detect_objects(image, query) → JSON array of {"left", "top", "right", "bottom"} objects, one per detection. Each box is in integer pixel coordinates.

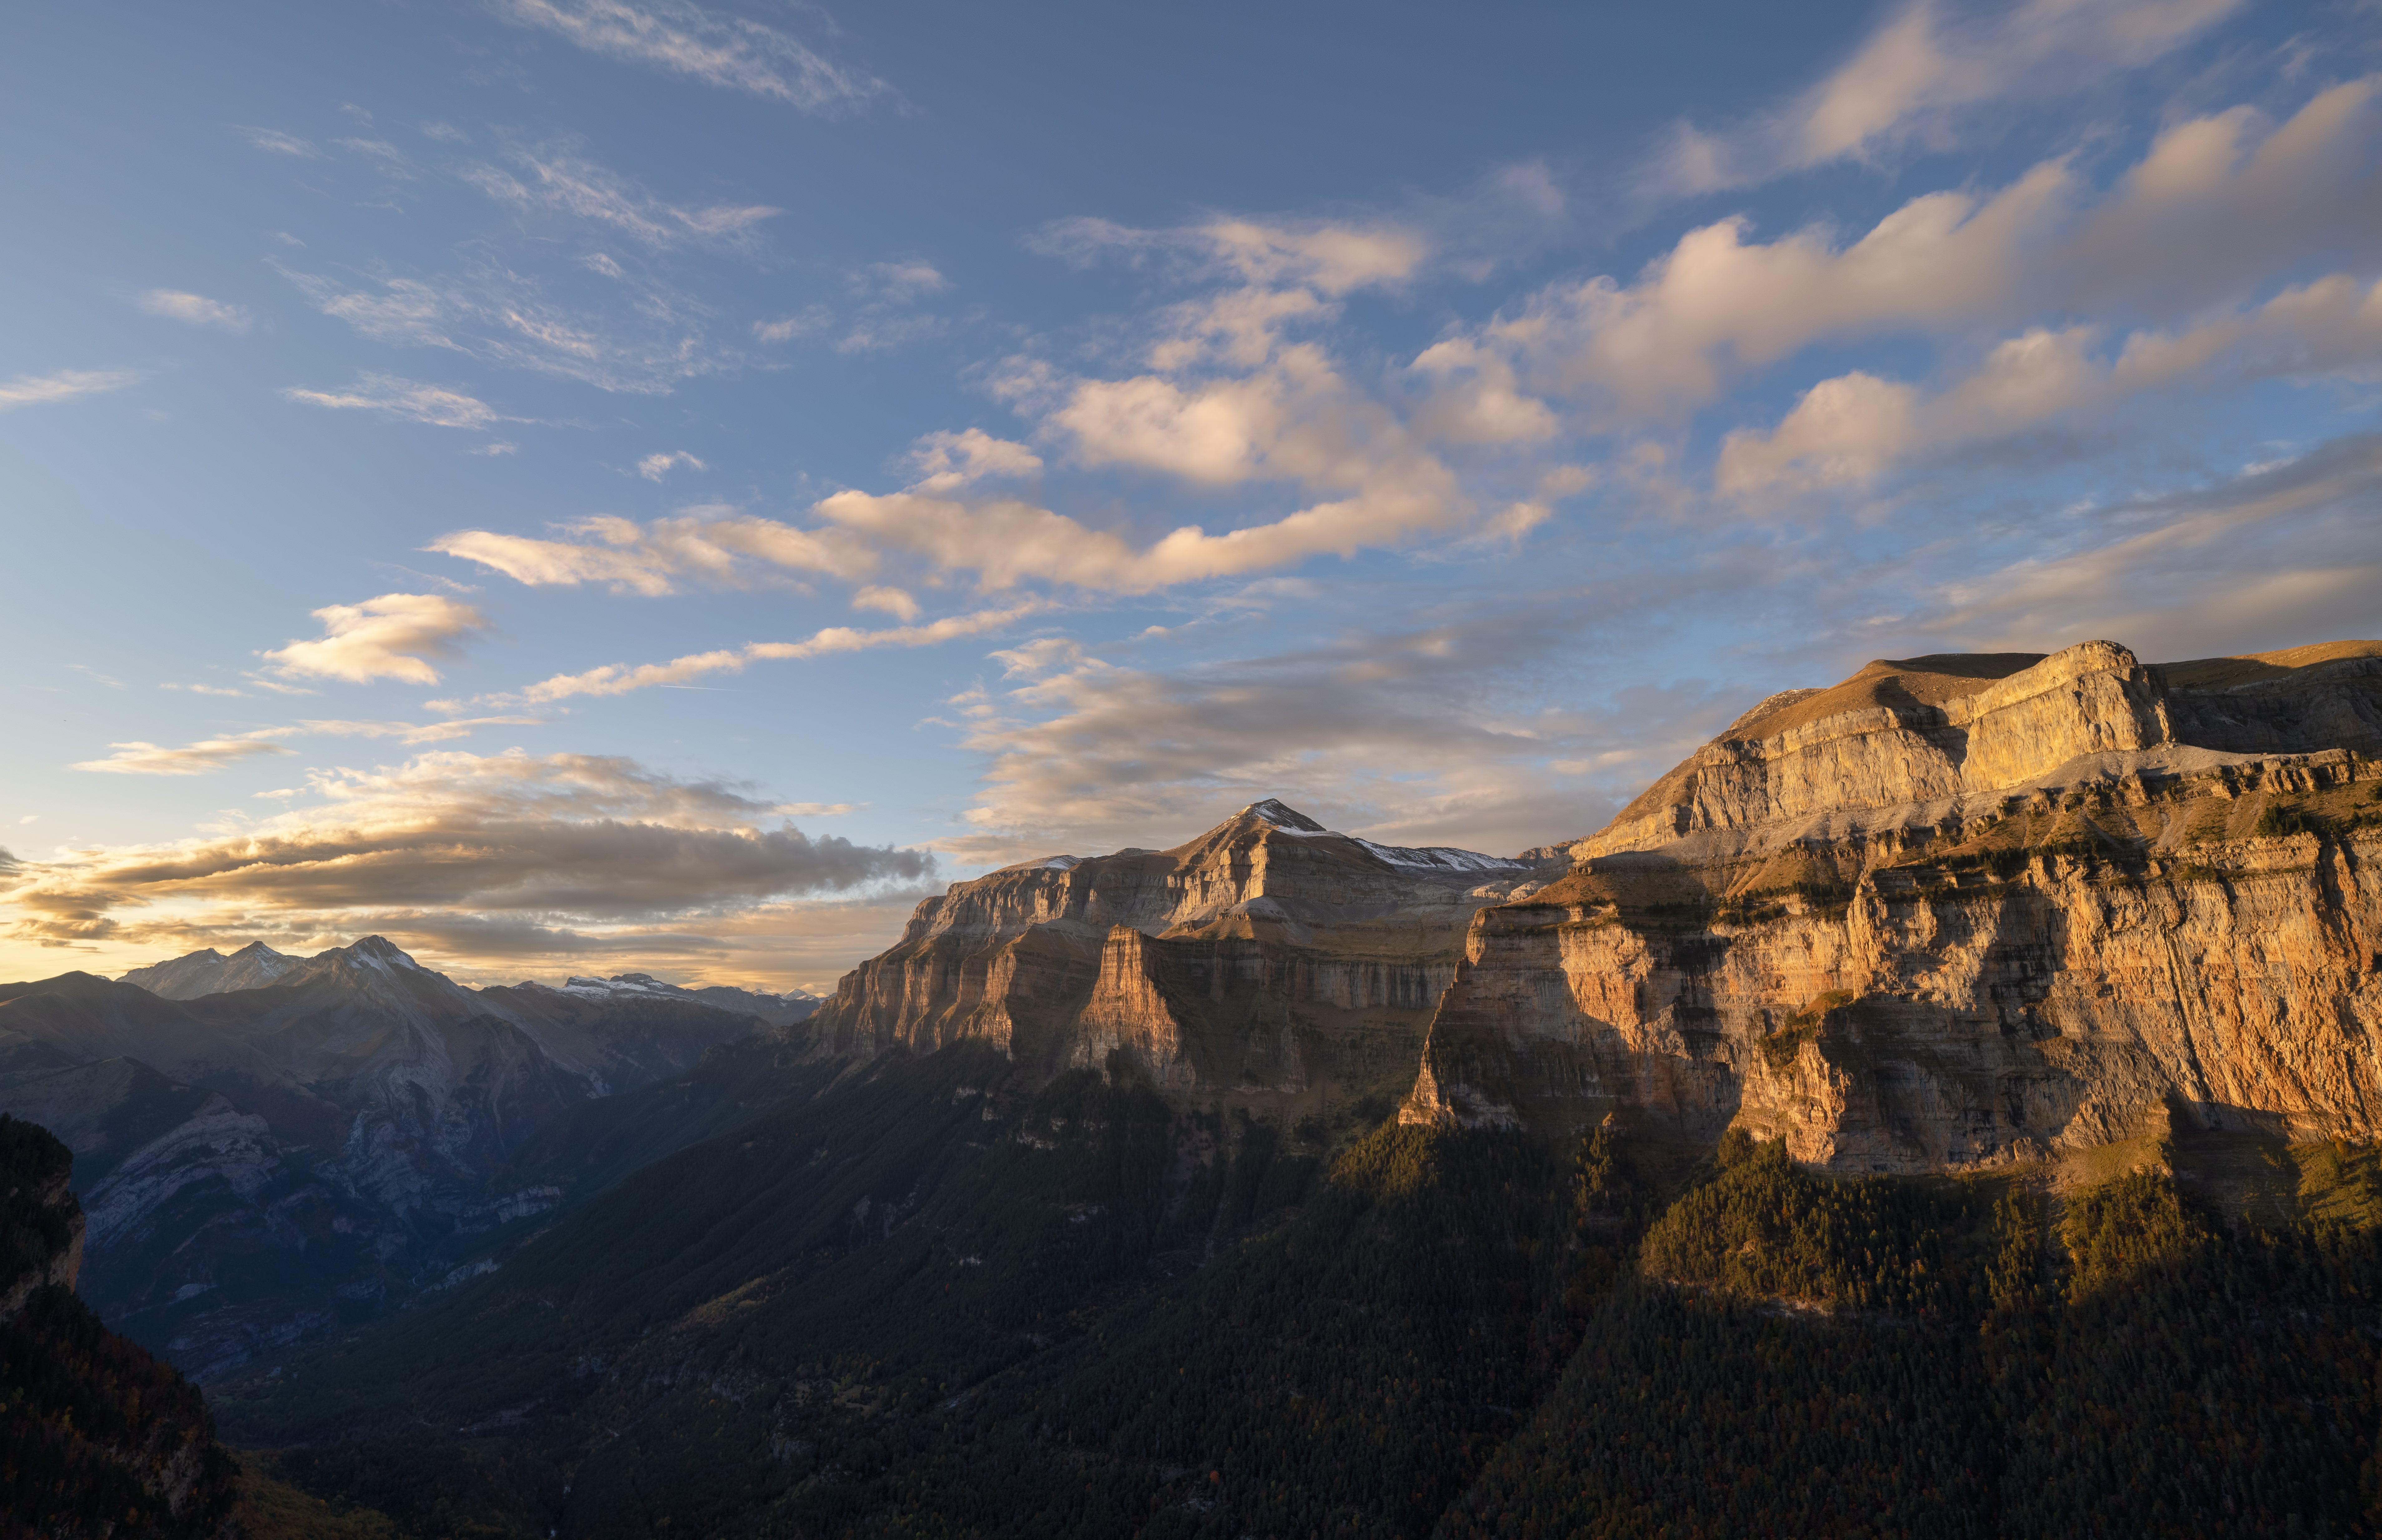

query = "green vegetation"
[{"left": 206, "top": 1063, "right": 2382, "bottom": 1539}]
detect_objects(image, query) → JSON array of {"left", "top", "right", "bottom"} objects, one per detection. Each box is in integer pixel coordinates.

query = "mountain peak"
[
  {"left": 337, "top": 936, "right": 423, "bottom": 970},
  {"left": 1239, "top": 798, "right": 1327, "bottom": 833},
  {"left": 226, "top": 940, "right": 287, "bottom": 961}
]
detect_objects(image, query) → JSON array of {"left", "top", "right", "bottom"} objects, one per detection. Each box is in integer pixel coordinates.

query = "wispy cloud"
[
  {"left": 276, "top": 262, "right": 734, "bottom": 394},
  {"left": 489, "top": 0, "right": 890, "bottom": 112},
  {"left": 636, "top": 449, "right": 706, "bottom": 480},
  {"left": 73, "top": 737, "right": 295, "bottom": 776},
  {"left": 235, "top": 125, "right": 322, "bottom": 158},
  {"left": 463, "top": 145, "right": 781, "bottom": 247},
  {"left": 0, "top": 369, "right": 145, "bottom": 412},
  {"left": 263, "top": 594, "right": 492, "bottom": 685},
  {"left": 281, "top": 374, "right": 516, "bottom": 431},
  {"left": 1654, "top": 0, "right": 2245, "bottom": 197},
  {"left": 136, "top": 290, "right": 253, "bottom": 332},
  {"left": 514, "top": 601, "right": 1049, "bottom": 702}
]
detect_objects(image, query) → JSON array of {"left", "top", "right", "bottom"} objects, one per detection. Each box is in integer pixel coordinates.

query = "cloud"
[
  {"left": 463, "top": 146, "right": 781, "bottom": 247},
  {"left": 466, "top": 441, "right": 520, "bottom": 457},
  {"left": 489, "top": 0, "right": 888, "bottom": 112},
  {"left": 1914, "top": 432, "right": 2382, "bottom": 660},
  {"left": 161, "top": 683, "right": 248, "bottom": 698},
  {"left": 942, "top": 612, "right": 1633, "bottom": 865},
  {"left": 859, "top": 260, "right": 948, "bottom": 301},
  {"left": 136, "top": 290, "right": 253, "bottom": 332},
  {"left": 263, "top": 594, "right": 491, "bottom": 685},
  {"left": 850, "top": 586, "right": 919, "bottom": 622},
  {"left": 5, "top": 748, "right": 937, "bottom": 953},
  {"left": 901, "top": 428, "right": 1042, "bottom": 492},
  {"left": 512, "top": 601, "right": 1048, "bottom": 702},
  {"left": 636, "top": 449, "right": 707, "bottom": 481},
  {"left": 281, "top": 374, "right": 514, "bottom": 430},
  {"left": 1657, "top": 0, "right": 2244, "bottom": 196},
  {"left": 431, "top": 511, "right": 879, "bottom": 594},
  {"left": 1468, "top": 78, "right": 2382, "bottom": 433},
  {"left": 753, "top": 309, "right": 830, "bottom": 343},
  {"left": 72, "top": 737, "right": 296, "bottom": 776},
  {"left": 1033, "top": 215, "right": 1428, "bottom": 296},
  {"left": 235, "top": 126, "right": 322, "bottom": 158},
  {"left": 276, "top": 262, "right": 733, "bottom": 395},
  {"left": 0, "top": 369, "right": 145, "bottom": 412},
  {"left": 1720, "top": 272, "right": 2382, "bottom": 491}
]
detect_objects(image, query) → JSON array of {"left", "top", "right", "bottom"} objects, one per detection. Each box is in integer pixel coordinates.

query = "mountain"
[
  {"left": 513, "top": 970, "right": 821, "bottom": 1027},
  {"left": 1, "top": 1114, "right": 240, "bottom": 1538},
  {"left": 117, "top": 940, "right": 295, "bottom": 1000},
  {"left": 0, "top": 938, "right": 774, "bottom": 1379},
  {"left": 71, "top": 637, "right": 2382, "bottom": 1536},
  {"left": 1404, "top": 638, "right": 2382, "bottom": 1170},
  {"left": 811, "top": 796, "right": 1546, "bottom": 1110}
]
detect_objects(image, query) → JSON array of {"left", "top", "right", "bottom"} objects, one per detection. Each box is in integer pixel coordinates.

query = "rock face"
[
  {"left": 811, "top": 799, "right": 1546, "bottom": 1107},
  {"left": 1577, "top": 640, "right": 2382, "bottom": 859},
  {"left": 0, "top": 1115, "right": 240, "bottom": 1539},
  {"left": 1405, "top": 638, "right": 2382, "bottom": 1173}
]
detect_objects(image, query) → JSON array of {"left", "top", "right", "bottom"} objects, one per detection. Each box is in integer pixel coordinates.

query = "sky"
[{"left": 3, "top": 0, "right": 2378, "bottom": 993}]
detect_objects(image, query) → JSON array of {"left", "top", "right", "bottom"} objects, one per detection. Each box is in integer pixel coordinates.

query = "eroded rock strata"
[
  {"left": 1404, "top": 639, "right": 2382, "bottom": 1171},
  {"left": 809, "top": 799, "right": 1546, "bottom": 1105}
]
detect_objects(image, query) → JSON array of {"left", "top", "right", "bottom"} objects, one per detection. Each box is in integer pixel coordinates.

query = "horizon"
[{"left": 7, "top": 0, "right": 2380, "bottom": 992}]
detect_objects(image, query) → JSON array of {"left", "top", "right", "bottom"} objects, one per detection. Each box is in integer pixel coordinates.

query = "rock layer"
[
  {"left": 1404, "top": 637, "right": 2382, "bottom": 1173},
  {"left": 810, "top": 800, "right": 1544, "bottom": 1108}
]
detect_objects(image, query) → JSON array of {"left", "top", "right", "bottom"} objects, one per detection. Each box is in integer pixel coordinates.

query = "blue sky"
[{"left": 4, "top": 0, "right": 2377, "bottom": 990}]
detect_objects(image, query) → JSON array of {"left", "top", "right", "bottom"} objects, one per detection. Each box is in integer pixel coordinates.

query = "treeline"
[{"left": 216, "top": 1068, "right": 2382, "bottom": 1539}]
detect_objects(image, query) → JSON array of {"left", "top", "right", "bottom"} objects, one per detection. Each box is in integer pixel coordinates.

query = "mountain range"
[
  {"left": 0, "top": 941, "right": 813, "bottom": 1381},
  {"left": 9, "top": 634, "right": 2382, "bottom": 1537}
]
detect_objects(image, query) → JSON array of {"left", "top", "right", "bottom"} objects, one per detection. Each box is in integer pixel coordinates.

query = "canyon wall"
[{"left": 1406, "top": 638, "right": 2382, "bottom": 1171}]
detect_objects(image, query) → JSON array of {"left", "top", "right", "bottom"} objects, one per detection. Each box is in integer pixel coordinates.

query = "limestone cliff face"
[
  {"left": 1581, "top": 640, "right": 2382, "bottom": 859},
  {"left": 811, "top": 801, "right": 1544, "bottom": 1106},
  {"left": 1404, "top": 638, "right": 2382, "bottom": 1172}
]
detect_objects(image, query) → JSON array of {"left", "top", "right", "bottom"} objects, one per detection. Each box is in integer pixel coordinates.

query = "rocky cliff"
[
  {"left": 0, "top": 1114, "right": 240, "bottom": 1539},
  {"left": 810, "top": 798, "right": 1546, "bottom": 1111},
  {"left": 1404, "top": 638, "right": 2382, "bottom": 1173}
]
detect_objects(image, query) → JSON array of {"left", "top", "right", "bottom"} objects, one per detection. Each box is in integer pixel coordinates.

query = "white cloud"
[
  {"left": 276, "top": 262, "right": 732, "bottom": 395},
  {"left": 0, "top": 369, "right": 145, "bottom": 412},
  {"left": 432, "top": 512, "right": 879, "bottom": 594},
  {"left": 850, "top": 585, "right": 919, "bottom": 622},
  {"left": 136, "top": 290, "right": 253, "bottom": 332},
  {"left": 463, "top": 146, "right": 781, "bottom": 247},
  {"left": 902, "top": 428, "right": 1042, "bottom": 492},
  {"left": 1658, "top": 0, "right": 2244, "bottom": 195},
  {"left": 1472, "top": 78, "right": 2382, "bottom": 432},
  {"left": 1721, "top": 273, "right": 2382, "bottom": 491},
  {"left": 753, "top": 309, "right": 830, "bottom": 343},
  {"left": 1033, "top": 215, "right": 1428, "bottom": 296},
  {"left": 858, "top": 260, "right": 948, "bottom": 301},
  {"left": 489, "top": 0, "right": 889, "bottom": 112},
  {"left": 281, "top": 374, "right": 514, "bottom": 430},
  {"left": 72, "top": 737, "right": 295, "bottom": 776},
  {"left": 466, "top": 441, "right": 520, "bottom": 457},
  {"left": 512, "top": 601, "right": 1048, "bottom": 702},
  {"left": 262, "top": 594, "right": 491, "bottom": 685},
  {"left": 636, "top": 449, "right": 707, "bottom": 481},
  {"left": 235, "top": 125, "right": 322, "bottom": 158}
]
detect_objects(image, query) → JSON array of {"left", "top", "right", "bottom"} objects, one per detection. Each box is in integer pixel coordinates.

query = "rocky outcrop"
[
  {"left": 1579, "top": 639, "right": 2382, "bottom": 859},
  {"left": 1404, "top": 637, "right": 2382, "bottom": 1174},
  {"left": 0, "top": 1115, "right": 241, "bottom": 1539},
  {"left": 812, "top": 800, "right": 1546, "bottom": 1108}
]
